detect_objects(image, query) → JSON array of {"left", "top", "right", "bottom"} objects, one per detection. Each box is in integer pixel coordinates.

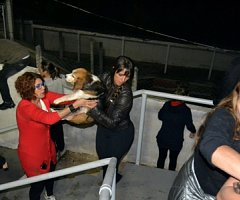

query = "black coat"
[
  {"left": 88, "top": 72, "right": 133, "bottom": 130},
  {"left": 156, "top": 101, "right": 196, "bottom": 151}
]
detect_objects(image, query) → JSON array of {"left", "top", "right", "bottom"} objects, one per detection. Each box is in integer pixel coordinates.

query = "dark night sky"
[{"left": 12, "top": 0, "right": 240, "bottom": 51}]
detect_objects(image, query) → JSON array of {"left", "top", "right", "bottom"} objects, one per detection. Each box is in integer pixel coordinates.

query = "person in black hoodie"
[{"left": 156, "top": 85, "right": 196, "bottom": 171}]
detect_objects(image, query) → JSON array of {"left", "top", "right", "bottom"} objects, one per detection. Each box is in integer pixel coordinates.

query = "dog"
[{"left": 53, "top": 68, "right": 104, "bottom": 125}]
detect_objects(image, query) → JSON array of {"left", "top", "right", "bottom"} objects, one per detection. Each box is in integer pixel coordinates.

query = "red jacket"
[{"left": 16, "top": 91, "right": 65, "bottom": 177}]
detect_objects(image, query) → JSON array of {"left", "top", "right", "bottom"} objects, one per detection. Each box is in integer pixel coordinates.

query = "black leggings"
[
  {"left": 50, "top": 120, "right": 65, "bottom": 152},
  {"left": 96, "top": 122, "right": 134, "bottom": 177},
  {"left": 0, "top": 155, "right": 6, "bottom": 168},
  {"left": 29, "top": 161, "right": 56, "bottom": 200},
  {"left": 157, "top": 147, "right": 181, "bottom": 171},
  {"left": 0, "top": 56, "right": 30, "bottom": 102}
]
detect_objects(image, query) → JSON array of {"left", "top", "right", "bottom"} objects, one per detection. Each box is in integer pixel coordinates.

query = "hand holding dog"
[{"left": 72, "top": 99, "right": 98, "bottom": 109}]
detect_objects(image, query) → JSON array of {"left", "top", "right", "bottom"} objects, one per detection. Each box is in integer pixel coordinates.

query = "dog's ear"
[{"left": 73, "top": 77, "right": 85, "bottom": 90}]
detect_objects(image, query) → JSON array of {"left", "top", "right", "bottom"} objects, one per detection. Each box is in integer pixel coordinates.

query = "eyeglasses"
[{"left": 35, "top": 82, "right": 45, "bottom": 90}]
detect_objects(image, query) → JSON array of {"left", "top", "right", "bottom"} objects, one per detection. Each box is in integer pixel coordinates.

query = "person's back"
[
  {"left": 157, "top": 100, "right": 195, "bottom": 149},
  {"left": 156, "top": 84, "right": 196, "bottom": 170}
]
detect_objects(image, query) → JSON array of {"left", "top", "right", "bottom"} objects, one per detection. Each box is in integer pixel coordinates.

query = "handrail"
[
  {"left": 0, "top": 157, "right": 117, "bottom": 200},
  {"left": 133, "top": 89, "right": 213, "bottom": 106},
  {"left": 0, "top": 157, "right": 113, "bottom": 191},
  {"left": 132, "top": 89, "right": 213, "bottom": 165},
  {"left": 99, "top": 157, "right": 117, "bottom": 200}
]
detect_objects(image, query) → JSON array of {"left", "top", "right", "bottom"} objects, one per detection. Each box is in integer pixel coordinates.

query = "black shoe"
[{"left": 0, "top": 101, "right": 15, "bottom": 110}]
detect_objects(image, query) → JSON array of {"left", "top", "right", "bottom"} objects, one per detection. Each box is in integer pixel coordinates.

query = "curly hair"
[
  {"left": 194, "top": 81, "right": 240, "bottom": 148},
  {"left": 15, "top": 72, "right": 46, "bottom": 100}
]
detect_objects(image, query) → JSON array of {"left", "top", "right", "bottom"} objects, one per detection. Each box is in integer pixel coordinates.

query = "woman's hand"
[{"left": 73, "top": 99, "right": 98, "bottom": 109}]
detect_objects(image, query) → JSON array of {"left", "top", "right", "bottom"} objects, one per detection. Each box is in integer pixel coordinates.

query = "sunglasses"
[{"left": 35, "top": 82, "right": 45, "bottom": 90}]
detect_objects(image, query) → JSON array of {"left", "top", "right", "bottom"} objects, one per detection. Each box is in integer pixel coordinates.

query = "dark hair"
[
  {"left": 15, "top": 72, "right": 47, "bottom": 100},
  {"left": 40, "top": 61, "right": 60, "bottom": 79},
  {"left": 194, "top": 81, "right": 240, "bottom": 148},
  {"left": 174, "top": 82, "right": 189, "bottom": 96},
  {"left": 111, "top": 56, "right": 135, "bottom": 84}
]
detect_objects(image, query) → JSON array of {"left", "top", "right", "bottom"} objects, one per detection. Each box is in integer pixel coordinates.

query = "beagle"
[{"left": 53, "top": 68, "right": 104, "bottom": 125}]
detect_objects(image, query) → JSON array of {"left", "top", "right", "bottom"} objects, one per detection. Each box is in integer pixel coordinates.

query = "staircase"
[{"left": 0, "top": 147, "right": 177, "bottom": 200}]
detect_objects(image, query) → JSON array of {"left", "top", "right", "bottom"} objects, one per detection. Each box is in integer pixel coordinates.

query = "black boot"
[{"left": 0, "top": 101, "right": 15, "bottom": 110}]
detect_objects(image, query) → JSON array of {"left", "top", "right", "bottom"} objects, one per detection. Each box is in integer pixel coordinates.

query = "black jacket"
[
  {"left": 88, "top": 73, "right": 133, "bottom": 130},
  {"left": 156, "top": 101, "right": 196, "bottom": 151}
]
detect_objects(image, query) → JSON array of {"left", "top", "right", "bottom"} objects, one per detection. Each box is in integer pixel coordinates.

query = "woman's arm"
[
  {"left": 212, "top": 145, "right": 240, "bottom": 181},
  {"left": 217, "top": 177, "right": 240, "bottom": 200},
  {"left": 57, "top": 99, "right": 97, "bottom": 119}
]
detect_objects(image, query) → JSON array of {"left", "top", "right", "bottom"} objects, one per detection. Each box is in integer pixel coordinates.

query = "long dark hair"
[
  {"left": 194, "top": 82, "right": 240, "bottom": 148},
  {"left": 40, "top": 61, "right": 60, "bottom": 79},
  {"left": 111, "top": 56, "right": 135, "bottom": 84}
]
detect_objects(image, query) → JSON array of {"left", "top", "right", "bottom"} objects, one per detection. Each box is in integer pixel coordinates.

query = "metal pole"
[
  {"left": 164, "top": 44, "right": 170, "bottom": 74},
  {"left": 99, "top": 42, "right": 103, "bottom": 74},
  {"left": 135, "top": 93, "right": 147, "bottom": 165},
  {"left": 1, "top": 4, "right": 7, "bottom": 39},
  {"left": 121, "top": 37, "right": 125, "bottom": 56},
  {"left": 59, "top": 32, "right": 64, "bottom": 59},
  {"left": 77, "top": 32, "right": 81, "bottom": 62},
  {"left": 90, "top": 39, "right": 94, "bottom": 73},
  {"left": 35, "top": 45, "right": 42, "bottom": 69},
  {"left": 5, "top": 0, "right": 14, "bottom": 40},
  {"left": 132, "top": 66, "right": 138, "bottom": 91},
  {"left": 208, "top": 49, "right": 216, "bottom": 80},
  {"left": 99, "top": 157, "right": 117, "bottom": 200},
  {"left": 0, "top": 158, "right": 112, "bottom": 191}
]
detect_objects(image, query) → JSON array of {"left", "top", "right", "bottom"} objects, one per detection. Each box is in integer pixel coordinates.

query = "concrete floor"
[{"left": 0, "top": 147, "right": 177, "bottom": 200}]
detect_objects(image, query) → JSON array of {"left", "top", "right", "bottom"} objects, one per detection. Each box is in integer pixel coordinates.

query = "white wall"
[{"left": 37, "top": 27, "right": 239, "bottom": 72}]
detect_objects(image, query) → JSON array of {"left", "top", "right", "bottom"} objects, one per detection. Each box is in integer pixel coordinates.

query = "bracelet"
[{"left": 68, "top": 104, "right": 78, "bottom": 113}]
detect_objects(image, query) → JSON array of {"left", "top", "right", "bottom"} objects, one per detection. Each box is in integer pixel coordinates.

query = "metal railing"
[
  {"left": 0, "top": 90, "right": 214, "bottom": 199},
  {"left": 0, "top": 157, "right": 117, "bottom": 200},
  {"left": 132, "top": 89, "right": 213, "bottom": 165}
]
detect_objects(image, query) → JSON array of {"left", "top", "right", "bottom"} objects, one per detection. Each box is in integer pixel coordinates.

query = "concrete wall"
[
  {"left": 0, "top": 65, "right": 211, "bottom": 171},
  {"left": 39, "top": 28, "right": 236, "bottom": 71},
  {"left": 62, "top": 96, "right": 210, "bottom": 171},
  {"left": 14, "top": 21, "right": 240, "bottom": 73}
]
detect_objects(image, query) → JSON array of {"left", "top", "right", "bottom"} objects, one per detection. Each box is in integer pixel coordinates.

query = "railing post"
[
  {"left": 208, "top": 49, "right": 216, "bottom": 80},
  {"left": 99, "top": 42, "right": 103, "bottom": 74},
  {"left": 121, "top": 36, "right": 125, "bottom": 56},
  {"left": 90, "top": 39, "right": 94, "bottom": 73},
  {"left": 164, "top": 44, "right": 170, "bottom": 74},
  {"left": 77, "top": 32, "right": 81, "bottom": 63},
  {"left": 135, "top": 92, "right": 147, "bottom": 165},
  {"left": 35, "top": 45, "right": 42, "bottom": 69},
  {"left": 59, "top": 32, "right": 64, "bottom": 59},
  {"left": 5, "top": 0, "right": 14, "bottom": 40},
  {"left": 1, "top": 4, "right": 7, "bottom": 39}
]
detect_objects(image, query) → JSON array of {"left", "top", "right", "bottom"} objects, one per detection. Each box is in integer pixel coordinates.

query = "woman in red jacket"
[{"left": 15, "top": 72, "right": 97, "bottom": 200}]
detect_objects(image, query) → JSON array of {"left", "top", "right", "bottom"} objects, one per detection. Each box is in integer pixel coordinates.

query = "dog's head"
[{"left": 66, "top": 68, "right": 104, "bottom": 96}]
